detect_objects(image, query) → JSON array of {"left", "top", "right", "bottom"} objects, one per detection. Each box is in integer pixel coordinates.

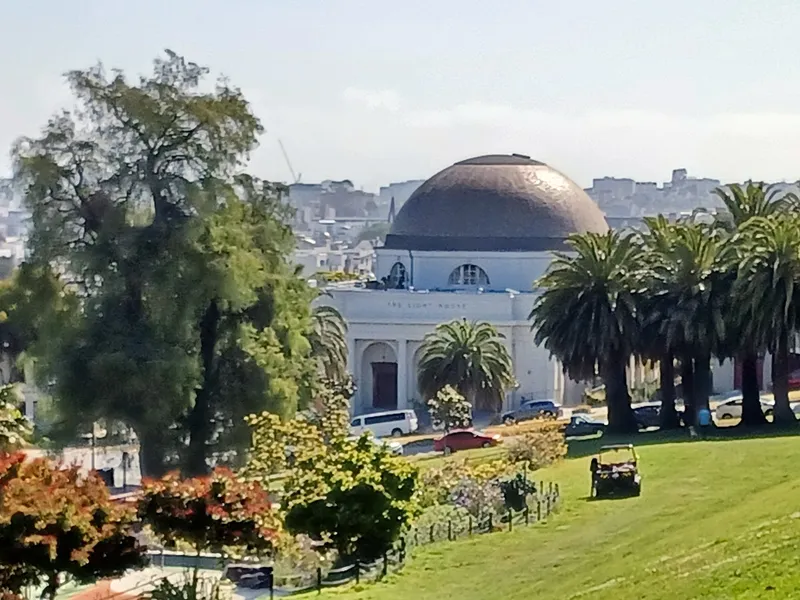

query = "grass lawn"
[{"left": 321, "top": 428, "right": 800, "bottom": 600}]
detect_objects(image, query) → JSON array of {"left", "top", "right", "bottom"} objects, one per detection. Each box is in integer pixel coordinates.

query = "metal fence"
[{"left": 145, "top": 482, "right": 561, "bottom": 597}]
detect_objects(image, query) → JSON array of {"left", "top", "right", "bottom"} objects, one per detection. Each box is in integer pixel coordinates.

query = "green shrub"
[{"left": 506, "top": 420, "right": 567, "bottom": 469}]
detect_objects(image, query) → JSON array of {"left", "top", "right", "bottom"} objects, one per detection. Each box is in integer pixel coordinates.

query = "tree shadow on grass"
[{"left": 567, "top": 424, "right": 800, "bottom": 460}]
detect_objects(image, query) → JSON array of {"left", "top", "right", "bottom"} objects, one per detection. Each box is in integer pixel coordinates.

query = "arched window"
[
  {"left": 388, "top": 262, "right": 407, "bottom": 288},
  {"left": 448, "top": 264, "right": 490, "bottom": 287}
]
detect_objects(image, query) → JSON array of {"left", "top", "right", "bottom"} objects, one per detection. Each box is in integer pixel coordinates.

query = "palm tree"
[
  {"left": 647, "top": 223, "right": 728, "bottom": 424},
  {"left": 309, "top": 305, "right": 349, "bottom": 383},
  {"left": 417, "top": 319, "right": 515, "bottom": 413},
  {"left": 639, "top": 216, "right": 681, "bottom": 429},
  {"left": 529, "top": 231, "right": 641, "bottom": 434},
  {"left": 736, "top": 215, "right": 800, "bottom": 425},
  {"left": 714, "top": 182, "right": 794, "bottom": 426}
]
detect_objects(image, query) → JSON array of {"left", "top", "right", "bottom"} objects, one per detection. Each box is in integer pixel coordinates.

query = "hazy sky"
[{"left": 3, "top": 0, "right": 800, "bottom": 190}]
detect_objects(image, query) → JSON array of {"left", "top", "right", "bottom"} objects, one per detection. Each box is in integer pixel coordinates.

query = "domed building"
[{"left": 321, "top": 154, "right": 610, "bottom": 415}]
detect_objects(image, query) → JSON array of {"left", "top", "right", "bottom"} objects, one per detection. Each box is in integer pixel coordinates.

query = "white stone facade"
[{"left": 319, "top": 244, "right": 571, "bottom": 416}]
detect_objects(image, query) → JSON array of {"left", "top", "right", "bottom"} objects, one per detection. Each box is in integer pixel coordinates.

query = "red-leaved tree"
[
  {"left": 139, "top": 467, "right": 278, "bottom": 591},
  {"left": 0, "top": 453, "right": 146, "bottom": 599}
]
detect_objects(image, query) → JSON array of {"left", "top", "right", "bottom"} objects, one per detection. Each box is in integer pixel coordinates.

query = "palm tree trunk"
[
  {"left": 602, "top": 354, "right": 636, "bottom": 434},
  {"left": 740, "top": 353, "right": 767, "bottom": 426},
  {"left": 772, "top": 333, "right": 795, "bottom": 425},
  {"left": 693, "top": 352, "right": 712, "bottom": 416},
  {"left": 658, "top": 352, "right": 679, "bottom": 429},
  {"left": 680, "top": 357, "right": 695, "bottom": 427}
]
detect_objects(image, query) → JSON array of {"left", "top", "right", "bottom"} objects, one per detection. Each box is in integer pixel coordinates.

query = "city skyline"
[{"left": 5, "top": 1, "right": 800, "bottom": 190}]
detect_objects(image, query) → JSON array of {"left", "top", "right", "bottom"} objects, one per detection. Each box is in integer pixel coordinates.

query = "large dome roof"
[{"left": 384, "top": 154, "right": 608, "bottom": 252}]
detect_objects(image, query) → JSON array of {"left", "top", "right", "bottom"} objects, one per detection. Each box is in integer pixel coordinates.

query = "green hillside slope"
[{"left": 328, "top": 434, "right": 800, "bottom": 600}]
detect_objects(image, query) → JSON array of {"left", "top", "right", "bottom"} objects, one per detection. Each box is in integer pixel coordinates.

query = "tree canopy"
[{"left": 11, "top": 51, "right": 327, "bottom": 476}]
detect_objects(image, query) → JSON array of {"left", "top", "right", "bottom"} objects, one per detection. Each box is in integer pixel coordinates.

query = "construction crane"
[{"left": 278, "top": 139, "right": 301, "bottom": 184}]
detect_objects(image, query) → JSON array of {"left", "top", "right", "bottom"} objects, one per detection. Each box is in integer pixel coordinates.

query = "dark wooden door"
[{"left": 372, "top": 362, "right": 398, "bottom": 409}]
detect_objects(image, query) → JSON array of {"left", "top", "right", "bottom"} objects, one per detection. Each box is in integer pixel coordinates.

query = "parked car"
[
  {"left": 433, "top": 429, "right": 502, "bottom": 454},
  {"left": 501, "top": 400, "right": 562, "bottom": 425},
  {"left": 714, "top": 396, "right": 774, "bottom": 420},
  {"left": 348, "top": 434, "right": 404, "bottom": 456},
  {"left": 633, "top": 403, "right": 661, "bottom": 429},
  {"left": 789, "top": 369, "right": 800, "bottom": 391},
  {"left": 565, "top": 415, "right": 605, "bottom": 437},
  {"left": 349, "top": 409, "right": 419, "bottom": 438}
]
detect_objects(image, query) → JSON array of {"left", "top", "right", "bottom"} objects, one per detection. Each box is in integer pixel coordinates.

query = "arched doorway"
[{"left": 361, "top": 342, "right": 398, "bottom": 410}]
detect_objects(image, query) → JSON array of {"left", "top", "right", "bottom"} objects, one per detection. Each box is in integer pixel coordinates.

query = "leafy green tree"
[
  {"left": 0, "top": 454, "right": 146, "bottom": 600},
  {"left": 417, "top": 319, "right": 515, "bottom": 413},
  {"left": 12, "top": 52, "right": 318, "bottom": 476},
  {"left": 714, "top": 182, "right": 794, "bottom": 426},
  {"left": 356, "top": 222, "right": 390, "bottom": 244},
  {"left": 736, "top": 215, "right": 800, "bottom": 425},
  {"left": 530, "top": 231, "right": 641, "bottom": 434},
  {"left": 426, "top": 385, "right": 472, "bottom": 432},
  {"left": 0, "top": 265, "right": 78, "bottom": 386},
  {"left": 307, "top": 376, "right": 355, "bottom": 444},
  {"left": 283, "top": 435, "right": 418, "bottom": 563},
  {"left": 0, "top": 386, "right": 30, "bottom": 451}
]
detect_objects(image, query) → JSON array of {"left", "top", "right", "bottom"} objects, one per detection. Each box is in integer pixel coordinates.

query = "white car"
[
  {"left": 715, "top": 396, "right": 774, "bottom": 420},
  {"left": 348, "top": 434, "right": 404, "bottom": 456}
]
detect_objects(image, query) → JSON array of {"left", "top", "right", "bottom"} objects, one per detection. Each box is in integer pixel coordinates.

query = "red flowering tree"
[
  {"left": 139, "top": 468, "right": 278, "bottom": 587},
  {"left": 0, "top": 453, "right": 146, "bottom": 599}
]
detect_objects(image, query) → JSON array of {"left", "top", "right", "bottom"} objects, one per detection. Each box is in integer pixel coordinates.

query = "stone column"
[
  {"left": 348, "top": 340, "right": 358, "bottom": 415},
  {"left": 563, "top": 377, "right": 585, "bottom": 407},
  {"left": 397, "top": 339, "right": 408, "bottom": 410}
]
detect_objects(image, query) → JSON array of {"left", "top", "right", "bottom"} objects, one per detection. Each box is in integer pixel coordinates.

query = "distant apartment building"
[
  {"left": 586, "top": 168, "right": 722, "bottom": 217},
  {"left": 294, "top": 239, "right": 374, "bottom": 278},
  {"left": 378, "top": 179, "right": 425, "bottom": 208}
]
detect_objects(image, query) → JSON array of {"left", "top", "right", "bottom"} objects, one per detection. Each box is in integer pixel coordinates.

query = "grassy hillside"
[{"left": 325, "top": 431, "right": 800, "bottom": 600}]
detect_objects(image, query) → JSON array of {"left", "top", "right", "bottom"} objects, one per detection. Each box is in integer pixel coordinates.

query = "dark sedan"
[
  {"left": 633, "top": 402, "right": 685, "bottom": 429},
  {"left": 565, "top": 415, "right": 606, "bottom": 437}
]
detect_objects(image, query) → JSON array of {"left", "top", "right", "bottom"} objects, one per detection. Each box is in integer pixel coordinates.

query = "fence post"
[
  {"left": 270, "top": 574, "right": 274, "bottom": 600},
  {"left": 355, "top": 559, "right": 360, "bottom": 584},
  {"left": 400, "top": 536, "right": 406, "bottom": 563},
  {"left": 508, "top": 509, "right": 513, "bottom": 532},
  {"left": 448, "top": 520, "right": 453, "bottom": 541},
  {"left": 383, "top": 552, "right": 388, "bottom": 577},
  {"left": 549, "top": 481, "right": 554, "bottom": 496},
  {"left": 414, "top": 528, "right": 419, "bottom": 547},
  {"left": 317, "top": 567, "right": 322, "bottom": 594},
  {"left": 524, "top": 506, "right": 530, "bottom": 525},
  {"left": 537, "top": 500, "right": 542, "bottom": 522},
  {"left": 540, "top": 481, "right": 544, "bottom": 496},
  {"left": 468, "top": 516, "right": 473, "bottom": 536},
  {"left": 488, "top": 512, "right": 493, "bottom": 532},
  {"left": 555, "top": 483, "right": 560, "bottom": 502},
  {"left": 429, "top": 524, "right": 435, "bottom": 543}
]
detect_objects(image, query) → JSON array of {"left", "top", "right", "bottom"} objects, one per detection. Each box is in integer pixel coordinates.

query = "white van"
[{"left": 349, "top": 410, "right": 419, "bottom": 438}]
